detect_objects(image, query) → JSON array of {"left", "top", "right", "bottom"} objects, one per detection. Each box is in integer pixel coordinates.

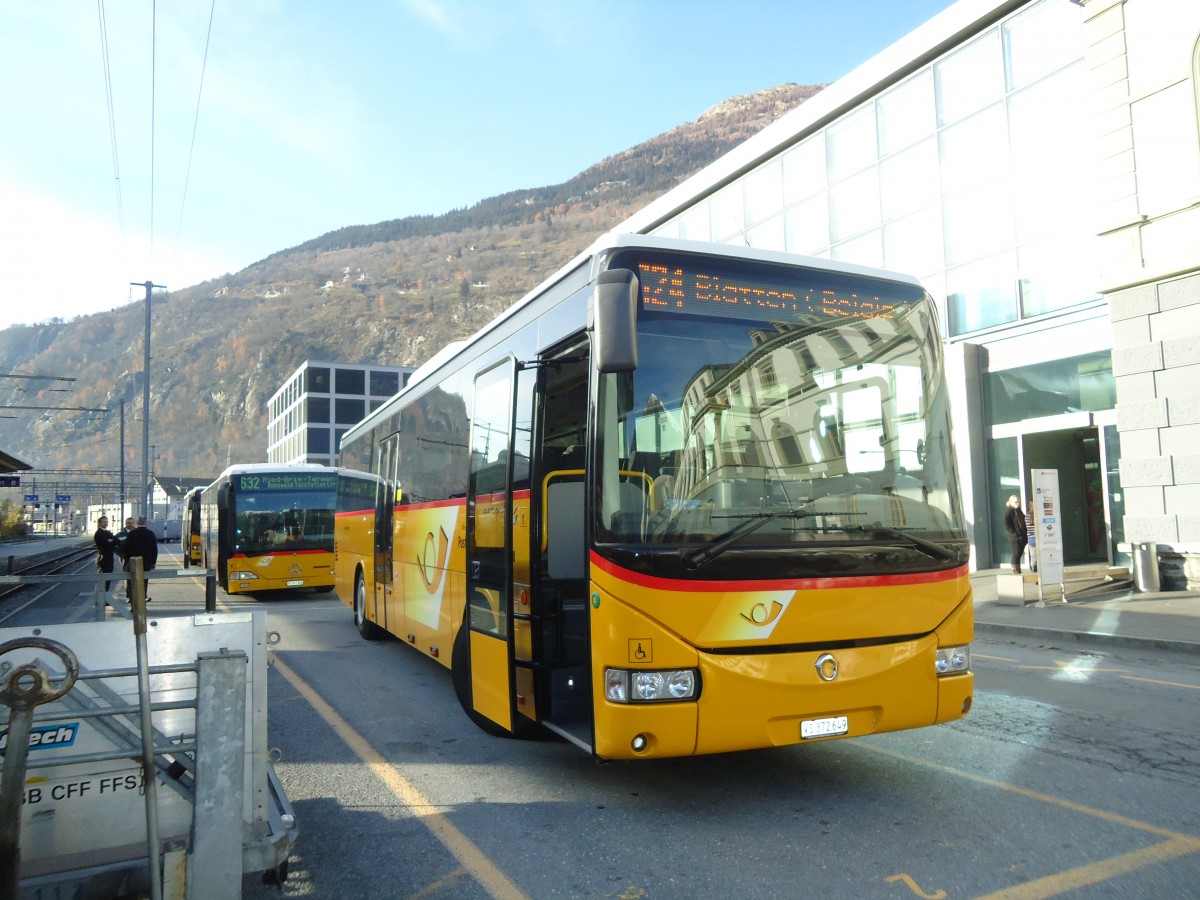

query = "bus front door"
[
  {"left": 461, "top": 359, "right": 519, "bottom": 733},
  {"left": 373, "top": 433, "right": 399, "bottom": 633}
]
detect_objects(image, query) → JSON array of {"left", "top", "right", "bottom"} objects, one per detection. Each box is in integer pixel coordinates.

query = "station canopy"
[{"left": 0, "top": 448, "right": 34, "bottom": 474}]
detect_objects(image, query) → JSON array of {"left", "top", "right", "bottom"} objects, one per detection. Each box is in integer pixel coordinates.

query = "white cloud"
[
  {"left": 401, "top": 0, "right": 461, "bottom": 37},
  {"left": 0, "top": 180, "right": 231, "bottom": 328},
  {"left": 398, "top": 0, "right": 591, "bottom": 47}
]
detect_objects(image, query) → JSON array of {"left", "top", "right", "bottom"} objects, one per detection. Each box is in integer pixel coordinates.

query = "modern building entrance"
[{"left": 988, "top": 412, "right": 1123, "bottom": 569}]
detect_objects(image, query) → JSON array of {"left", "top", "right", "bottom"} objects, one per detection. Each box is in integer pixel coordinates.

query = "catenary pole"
[{"left": 132, "top": 281, "right": 164, "bottom": 518}]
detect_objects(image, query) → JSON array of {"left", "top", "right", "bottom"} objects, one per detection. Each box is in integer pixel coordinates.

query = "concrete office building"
[
  {"left": 267, "top": 361, "right": 415, "bottom": 466},
  {"left": 617, "top": 0, "right": 1199, "bottom": 583}
]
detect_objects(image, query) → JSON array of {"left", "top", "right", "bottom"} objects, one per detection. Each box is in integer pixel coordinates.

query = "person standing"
[
  {"left": 93, "top": 515, "right": 116, "bottom": 591},
  {"left": 1003, "top": 494, "right": 1028, "bottom": 575},
  {"left": 114, "top": 515, "right": 135, "bottom": 598},
  {"left": 123, "top": 516, "right": 159, "bottom": 601},
  {"left": 114, "top": 516, "right": 134, "bottom": 561}
]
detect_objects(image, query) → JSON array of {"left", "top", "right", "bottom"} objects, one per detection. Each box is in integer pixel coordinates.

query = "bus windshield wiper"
[
  {"left": 848, "top": 524, "right": 957, "bottom": 562},
  {"left": 680, "top": 508, "right": 814, "bottom": 570}
]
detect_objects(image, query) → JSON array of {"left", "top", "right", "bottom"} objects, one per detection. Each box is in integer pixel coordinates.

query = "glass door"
[{"left": 465, "top": 360, "right": 517, "bottom": 732}]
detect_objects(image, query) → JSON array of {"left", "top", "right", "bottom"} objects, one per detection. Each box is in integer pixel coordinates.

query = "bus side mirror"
[{"left": 593, "top": 268, "right": 638, "bottom": 373}]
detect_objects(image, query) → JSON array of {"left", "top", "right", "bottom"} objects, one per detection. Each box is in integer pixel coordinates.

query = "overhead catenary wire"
[
  {"left": 177, "top": 0, "right": 217, "bottom": 245},
  {"left": 149, "top": 0, "right": 157, "bottom": 267},
  {"left": 95, "top": 0, "right": 125, "bottom": 242}
]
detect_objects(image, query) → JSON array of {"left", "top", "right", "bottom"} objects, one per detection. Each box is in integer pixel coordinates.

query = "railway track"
[{"left": 0, "top": 544, "right": 95, "bottom": 606}]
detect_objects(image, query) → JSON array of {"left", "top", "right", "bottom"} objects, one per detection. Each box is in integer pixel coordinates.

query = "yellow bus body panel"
[
  {"left": 336, "top": 503, "right": 467, "bottom": 668},
  {"left": 225, "top": 550, "right": 334, "bottom": 594},
  {"left": 333, "top": 512, "right": 372, "bottom": 611},
  {"left": 470, "top": 629, "right": 512, "bottom": 729},
  {"left": 590, "top": 560, "right": 973, "bottom": 760}
]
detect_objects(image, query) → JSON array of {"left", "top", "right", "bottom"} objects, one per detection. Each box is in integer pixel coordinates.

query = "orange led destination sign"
[{"left": 636, "top": 260, "right": 913, "bottom": 323}]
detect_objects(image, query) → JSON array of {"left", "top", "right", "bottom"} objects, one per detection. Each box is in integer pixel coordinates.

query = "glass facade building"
[
  {"left": 620, "top": 0, "right": 1200, "bottom": 576},
  {"left": 267, "top": 361, "right": 414, "bottom": 466}
]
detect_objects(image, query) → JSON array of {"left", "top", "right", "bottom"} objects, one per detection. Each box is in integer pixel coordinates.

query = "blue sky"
[{"left": 0, "top": 0, "right": 955, "bottom": 329}]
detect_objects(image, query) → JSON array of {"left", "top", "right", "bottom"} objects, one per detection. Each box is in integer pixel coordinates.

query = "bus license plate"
[
  {"left": 286, "top": 579, "right": 304, "bottom": 587},
  {"left": 801, "top": 716, "right": 849, "bottom": 739}
]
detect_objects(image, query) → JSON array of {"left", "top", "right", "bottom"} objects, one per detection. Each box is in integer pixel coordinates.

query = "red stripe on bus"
[
  {"left": 589, "top": 551, "right": 967, "bottom": 592},
  {"left": 475, "top": 489, "right": 531, "bottom": 504}
]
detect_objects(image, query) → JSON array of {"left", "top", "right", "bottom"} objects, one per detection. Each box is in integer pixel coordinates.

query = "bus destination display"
[
  {"left": 237, "top": 473, "right": 337, "bottom": 492},
  {"left": 637, "top": 260, "right": 914, "bottom": 323}
]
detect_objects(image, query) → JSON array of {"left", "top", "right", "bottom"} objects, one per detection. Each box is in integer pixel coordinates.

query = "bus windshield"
[
  {"left": 594, "top": 253, "right": 968, "bottom": 579},
  {"left": 232, "top": 485, "right": 336, "bottom": 557}
]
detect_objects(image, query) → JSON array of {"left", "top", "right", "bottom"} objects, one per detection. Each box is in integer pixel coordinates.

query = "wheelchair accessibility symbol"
[{"left": 628, "top": 639, "right": 652, "bottom": 663}]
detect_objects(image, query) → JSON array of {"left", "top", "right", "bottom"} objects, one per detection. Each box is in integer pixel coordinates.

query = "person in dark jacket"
[
  {"left": 114, "top": 515, "right": 134, "bottom": 597},
  {"left": 114, "top": 516, "right": 134, "bottom": 562},
  {"left": 122, "top": 516, "right": 159, "bottom": 601},
  {"left": 93, "top": 515, "right": 116, "bottom": 591},
  {"left": 1003, "top": 494, "right": 1028, "bottom": 575}
]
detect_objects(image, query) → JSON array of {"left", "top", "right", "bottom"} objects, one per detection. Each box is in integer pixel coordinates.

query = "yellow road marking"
[
  {"left": 1051, "top": 660, "right": 1126, "bottom": 674},
  {"left": 996, "top": 663, "right": 1199, "bottom": 690},
  {"left": 1120, "top": 674, "right": 1200, "bottom": 690},
  {"left": 973, "top": 836, "right": 1200, "bottom": 899},
  {"left": 272, "top": 654, "right": 529, "bottom": 900},
  {"left": 864, "top": 744, "right": 1200, "bottom": 897},
  {"left": 406, "top": 866, "right": 469, "bottom": 900},
  {"left": 984, "top": 656, "right": 1199, "bottom": 690},
  {"left": 885, "top": 872, "right": 946, "bottom": 898}
]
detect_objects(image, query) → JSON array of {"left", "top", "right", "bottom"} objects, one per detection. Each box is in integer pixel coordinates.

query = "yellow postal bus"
[
  {"left": 201, "top": 463, "right": 337, "bottom": 595},
  {"left": 335, "top": 233, "right": 973, "bottom": 760}
]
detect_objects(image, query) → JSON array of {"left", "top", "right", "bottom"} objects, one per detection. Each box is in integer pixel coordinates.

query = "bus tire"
[
  {"left": 451, "top": 624, "right": 512, "bottom": 737},
  {"left": 353, "top": 571, "right": 384, "bottom": 641}
]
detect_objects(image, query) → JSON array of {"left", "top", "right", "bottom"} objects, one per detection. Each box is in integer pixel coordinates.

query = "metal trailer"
[{"left": 0, "top": 606, "right": 297, "bottom": 898}]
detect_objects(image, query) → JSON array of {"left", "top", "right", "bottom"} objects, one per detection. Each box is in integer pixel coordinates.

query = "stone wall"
[{"left": 1081, "top": 0, "right": 1200, "bottom": 586}]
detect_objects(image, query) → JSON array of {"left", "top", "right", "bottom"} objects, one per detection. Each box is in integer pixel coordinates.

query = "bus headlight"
[
  {"left": 605, "top": 668, "right": 698, "bottom": 703},
  {"left": 935, "top": 644, "right": 971, "bottom": 676},
  {"left": 229, "top": 570, "right": 260, "bottom": 581}
]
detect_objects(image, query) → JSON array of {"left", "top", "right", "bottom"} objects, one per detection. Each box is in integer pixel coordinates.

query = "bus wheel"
[
  {"left": 354, "top": 572, "right": 384, "bottom": 641},
  {"left": 450, "top": 624, "right": 529, "bottom": 738}
]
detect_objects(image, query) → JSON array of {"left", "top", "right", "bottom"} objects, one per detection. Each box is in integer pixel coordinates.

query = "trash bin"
[{"left": 1132, "top": 541, "right": 1160, "bottom": 592}]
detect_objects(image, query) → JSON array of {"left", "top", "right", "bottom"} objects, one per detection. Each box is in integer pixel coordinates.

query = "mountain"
[{"left": 0, "top": 83, "right": 823, "bottom": 494}]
